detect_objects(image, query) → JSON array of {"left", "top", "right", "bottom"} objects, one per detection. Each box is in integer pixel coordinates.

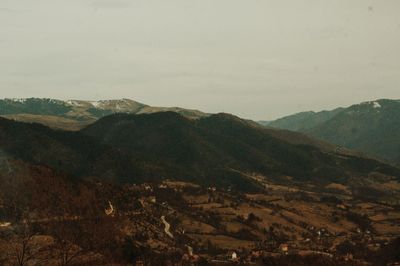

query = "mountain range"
[
  {"left": 3, "top": 97, "right": 399, "bottom": 168},
  {"left": 0, "top": 98, "right": 207, "bottom": 130},
  {"left": 4, "top": 111, "right": 396, "bottom": 192},
  {"left": 263, "top": 99, "right": 400, "bottom": 167}
]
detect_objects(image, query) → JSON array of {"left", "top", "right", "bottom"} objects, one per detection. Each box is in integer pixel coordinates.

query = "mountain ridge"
[
  {"left": 0, "top": 98, "right": 208, "bottom": 130},
  {"left": 262, "top": 99, "right": 400, "bottom": 166},
  {"left": 2, "top": 112, "right": 399, "bottom": 192}
]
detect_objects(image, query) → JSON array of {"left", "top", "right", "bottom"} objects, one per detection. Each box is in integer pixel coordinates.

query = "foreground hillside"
[
  {"left": 1, "top": 155, "right": 400, "bottom": 265},
  {"left": 264, "top": 99, "right": 400, "bottom": 166}
]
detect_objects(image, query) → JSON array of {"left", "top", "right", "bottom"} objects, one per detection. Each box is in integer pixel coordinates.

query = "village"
[
  {"left": 104, "top": 179, "right": 400, "bottom": 265},
  {"left": 1, "top": 174, "right": 399, "bottom": 265}
]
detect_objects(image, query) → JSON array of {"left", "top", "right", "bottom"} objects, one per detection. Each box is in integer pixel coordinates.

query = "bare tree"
[
  {"left": 49, "top": 220, "right": 90, "bottom": 266},
  {"left": 8, "top": 222, "right": 50, "bottom": 266}
]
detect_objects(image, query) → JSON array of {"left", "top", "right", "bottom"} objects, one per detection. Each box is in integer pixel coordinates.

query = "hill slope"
[
  {"left": 0, "top": 116, "right": 149, "bottom": 184},
  {"left": 2, "top": 113, "right": 399, "bottom": 192},
  {"left": 263, "top": 99, "right": 400, "bottom": 166},
  {"left": 81, "top": 112, "right": 400, "bottom": 187},
  {"left": 266, "top": 108, "right": 344, "bottom": 131}
]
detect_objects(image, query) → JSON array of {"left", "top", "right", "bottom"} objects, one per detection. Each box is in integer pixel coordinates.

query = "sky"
[{"left": 1, "top": 0, "right": 400, "bottom": 120}]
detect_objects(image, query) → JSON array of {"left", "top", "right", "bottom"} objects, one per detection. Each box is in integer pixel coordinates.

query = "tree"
[
  {"left": 48, "top": 220, "right": 91, "bottom": 266},
  {"left": 8, "top": 222, "right": 50, "bottom": 266}
]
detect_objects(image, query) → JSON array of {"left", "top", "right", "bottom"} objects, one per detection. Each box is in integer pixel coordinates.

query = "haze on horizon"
[{"left": 1, "top": 0, "right": 399, "bottom": 120}]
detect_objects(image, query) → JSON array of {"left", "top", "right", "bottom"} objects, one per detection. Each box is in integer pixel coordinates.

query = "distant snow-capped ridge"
[
  {"left": 65, "top": 99, "right": 147, "bottom": 112},
  {"left": 5, "top": 98, "right": 62, "bottom": 104},
  {"left": 7, "top": 98, "right": 26, "bottom": 103},
  {"left": 1, "top": 98, "right": 208, "bottom": 120},
  {"left": 4, "top": 98, "right": 146, "bottom": 109},
  {"left": 360, "top": 100, "right": 381, "bottom": 108}
]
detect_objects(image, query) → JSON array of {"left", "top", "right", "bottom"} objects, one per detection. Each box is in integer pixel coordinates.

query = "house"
[
  {"left": 182, "top": 251, "right": 199, "bottom": 264},
  {"left": 227, "top": 251, "right": 238, "bottom": 261},
  {"left": 279, "top": 243, "right": 289, "bottom": 253},
  {"left": 144, "top": 184, "right": 153, "bottom": 191},
  {"left": 148, "top": 196, "right": 156, "bottom": 203}
]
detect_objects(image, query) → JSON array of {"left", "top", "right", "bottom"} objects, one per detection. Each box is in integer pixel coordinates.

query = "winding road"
[{"left": 161, "top": 215, "right": 173, "bottom": 238}]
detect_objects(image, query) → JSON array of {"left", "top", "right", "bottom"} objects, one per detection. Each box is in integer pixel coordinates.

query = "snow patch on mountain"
[
  {"left": 66, "top": 100, "right": 83, "bottom": 106},
  {"left": 6, "top": 98, "right": 27, "bottom": 103},
  {"left": 90, "top": 101, "right": 101, "bottom": 108},
  {"left": 373, "top": 101, "right": 381, "bottom": 108}
]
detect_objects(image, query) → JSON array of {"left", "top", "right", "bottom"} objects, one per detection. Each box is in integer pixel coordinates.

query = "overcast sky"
[{"left": 1, "top": 0, "right": 399, "bottom": 120}]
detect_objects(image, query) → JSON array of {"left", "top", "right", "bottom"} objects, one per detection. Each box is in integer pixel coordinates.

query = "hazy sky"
[{"left": 1, "top": 0, "right": 400, "bottom": 120}]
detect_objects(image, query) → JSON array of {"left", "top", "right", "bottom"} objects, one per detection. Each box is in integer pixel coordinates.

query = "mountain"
[
  {"left": 266, "top": 108, "right": 344, "bottom": 132},
  {"left": 0, "top": 98, "right": 208, "bottom": 130},
  {"left": 82, "top": 112, "right": 400, "bottom": 187},
  {"left": 263, "top": 99, "right": 400, "bottom": 166},
  {"left": 2, "top": 112, "right": 399, "bottom": 191},
  {"left": 0, "top": 115, "right": 163, "bottom": 185}
]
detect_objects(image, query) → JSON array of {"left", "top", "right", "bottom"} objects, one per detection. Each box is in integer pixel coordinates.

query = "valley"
[{"left": 1, "top": 173, "right": 399, "bottom": 265}]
